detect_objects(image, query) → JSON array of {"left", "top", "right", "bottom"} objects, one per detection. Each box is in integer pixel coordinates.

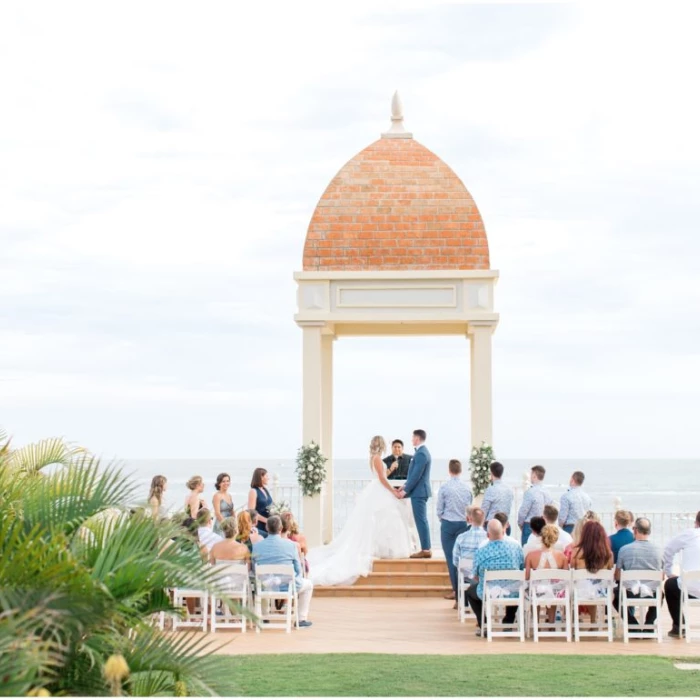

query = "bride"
[{"left": 306, "top": 435, "right": 414, "bottom": 586}]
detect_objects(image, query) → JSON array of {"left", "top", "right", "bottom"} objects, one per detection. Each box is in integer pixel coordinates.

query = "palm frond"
[{"left": 6, "top": 436, "right": 87, "bottom": 476}]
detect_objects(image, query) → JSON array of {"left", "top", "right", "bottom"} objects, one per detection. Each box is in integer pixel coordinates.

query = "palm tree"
[{"left": 0, "top": 429, "right": 241, "bottom": 696}]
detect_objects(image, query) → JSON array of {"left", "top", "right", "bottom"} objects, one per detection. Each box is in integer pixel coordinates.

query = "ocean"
[{"left": 125, "top": 457, "right": 700, "bottom": 520}]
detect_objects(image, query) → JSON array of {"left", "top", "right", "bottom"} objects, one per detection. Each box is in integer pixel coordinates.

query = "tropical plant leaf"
[{"left": 6, "top": 436, "right": 87, "bottom": 475}]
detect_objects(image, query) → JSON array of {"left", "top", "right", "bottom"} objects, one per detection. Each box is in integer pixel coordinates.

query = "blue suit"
[{"left": 403, "top": 444, "right": 432, "bottom": 550}]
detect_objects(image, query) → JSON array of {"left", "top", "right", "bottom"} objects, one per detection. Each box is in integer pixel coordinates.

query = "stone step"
[
  {"left": 315, "top": 584, "right": 453, "bottom": 598},
  {"left": 371, "top": 558, "right": 447, "bottom": 573},
  {"left": 354, "top": 572, "right": 450, "bottom": 587}
]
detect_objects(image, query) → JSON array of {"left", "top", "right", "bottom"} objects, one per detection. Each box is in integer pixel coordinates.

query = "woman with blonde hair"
[
  {"left": 209, "top": 517, "right": 250, "bottom": 564},
  {"left": 235, "top": 510, "right": 263, "bottom": 554},
  {"left": 148, "top": 475, "right": 167, "bottom": 519},
  {"left": 306, "top": 435, "right": 413, "bottom": 586},
  {"left": 281, "top": 511, "right": 309, "bottom": 573},
  {"left": 185, "top": 475, "right": 207, "bottom": 519},
  {"left": 525, "top": 524, "right": 569, "bottom": 624}
]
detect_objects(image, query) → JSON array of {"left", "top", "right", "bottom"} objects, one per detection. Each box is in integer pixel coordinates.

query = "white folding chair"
[
  {"left": 528, "top": 569, "right": 571, "bottom": 642},
  {"left": 482, "top": 570, "right": 526, "bottom": 642},
  {"left": 171, "top": 587, "right": 209, "bottom": 632},
  {"left": 457, "top": 557, "right": 474, "bottom": 623},
  {"left": 572, "top": 569, "right": 614, "bottom": 642},
  {"left": 619, "top": 569, "right": 663, "bottom": 643},
  {"left": 210, "top": 561, "right": 251, "bottom": 633},
  {"left": 253, "top": 564, "right": 298, "bottom": 633},
  {"left": 681, "top": 570, "right": 700, "bottom": 643}
]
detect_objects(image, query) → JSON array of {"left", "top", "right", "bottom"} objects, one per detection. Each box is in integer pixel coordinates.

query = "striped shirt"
[
  {"left": 481, "top": 479, "right": 514, "bottom": 521},
  {"left": 517, "top": 483, "right": 554, "bottom": 527},
  {"left": 559, "top": 486, "right": 592, "bottom": 526},
  {"left": 436, "top": 477, "right": 473, "bottom": 522},
  {"left": 453, "top": 526, "right": 488, "bottom": 577}
]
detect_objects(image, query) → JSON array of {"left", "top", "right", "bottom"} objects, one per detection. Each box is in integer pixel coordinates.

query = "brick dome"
[{"left": 302, "top": 136, "right": 490, "bottom": 271}]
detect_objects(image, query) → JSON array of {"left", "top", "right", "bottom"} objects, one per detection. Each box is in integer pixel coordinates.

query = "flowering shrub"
[
  {"left": 469, "top": 441, "right": 495, "bottom": 497},
  {"left": 295, "top": 441, "right": 327, "bottom": 497}
]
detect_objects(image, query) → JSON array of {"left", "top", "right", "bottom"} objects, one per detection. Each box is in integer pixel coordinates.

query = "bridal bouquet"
[
  {"left": 268, "top": 500, "right": 291, "bottom": 516},
  {"left": 469, "top": 441, "right": 495, "bottom": 497},
  {"left": 295, "top": 441, "right": 327, "bottom": 497}
]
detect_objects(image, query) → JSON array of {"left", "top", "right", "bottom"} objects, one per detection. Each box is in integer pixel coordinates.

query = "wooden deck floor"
[{"left": 210, "top": 596, "right": 700, "bottom": 657}]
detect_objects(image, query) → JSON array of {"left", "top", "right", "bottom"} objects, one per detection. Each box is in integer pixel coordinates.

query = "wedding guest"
[
  {"left": 437, "top": 459, "right": 473, "bottom": 601},
  {"left": 523, "top": 516, "right": 546, "bottom": 556},
  {"left": 559, "top": 471, "right": 592, "bottom": 534},
  {"left": 480, "top": 512, "right": 520, "bottom": 548},
  {"left": 247, "top": 468, "right": 274, "bottom": 535},
  {"left": 609, "top": 510, "right": 635, "bottom": 563},
  {"left": 565, "top": 510, "right": 601, "bottom": 563},
  {"left": 570, "top": 520, "right": 614, "bottom": 623},
  {"left": 196, "top": 508, "right": 223, "bottom": 553},
  {"left": 613, "top": 517, "right": 662, "bottom": 630},
  {"left": 663, "top": 510, "right": 700, "bottom": 638},
  {"left": 541, "top": 504, "right": 573, "bottom": 550},
  {"left": 236, "top": 510, "right": 263, "bottom": 554},
  {"left": 212, "top": 472, "right": 234, "bottom": 535},
  {"left": 248, "top": 509, "right": 264, "bottom": 538},
  {"left": 481, "top": 462, "right": 514, "bottom": 532},
  {"left": 525, "top": 524, "right": 569, "bottom": 623},
  {"left": 185, "top": 475, "right": 207, "bottom": 518},
  {"left": 209, "top": 517, "right": 250, "bottom": 564},
  {"left": 383, "top": 439, "right": 412, "bottom": 481},
  {"left": 517, "top": 466, "right": 554, "bottom": 546},
  {"left": 148, "top": 475, "right": 167, "bottom": 520},
  {"left": 281, "top": 511, "right": 309, "bottom": 573},
  {"left": 467, "top": 519, "right": 524, "bottom": 637},
  {"left": 253, "top": 515, "right": 314, "bottom": 627},
  {"left": 453, "top": 507, "right": 487, "bottom": 611}
]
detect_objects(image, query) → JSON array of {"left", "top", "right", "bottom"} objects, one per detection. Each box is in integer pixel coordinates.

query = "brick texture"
[{"left": 303, "top": 137, "right": 490, "bottom": 271}]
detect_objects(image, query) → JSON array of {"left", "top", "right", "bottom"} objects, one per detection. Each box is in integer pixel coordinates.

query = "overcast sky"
[{"left": 2, "top": 1, "right": 699, "bottom": 460}]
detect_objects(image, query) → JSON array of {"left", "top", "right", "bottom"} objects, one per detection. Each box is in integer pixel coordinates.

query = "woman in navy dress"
[{"left": 247, "top": 467, "right": 273, "bottom": 536}]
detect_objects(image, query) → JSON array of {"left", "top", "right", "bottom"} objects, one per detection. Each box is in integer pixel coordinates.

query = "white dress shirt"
[
  {"left": 526, "top": 528, "right": 572, "bottom": 553},
  {"left": 198, "top": 527, "right": 223, "bottom": 552},
  {"left": 663, "top": 527, "right": 700, "bottom": 598}
]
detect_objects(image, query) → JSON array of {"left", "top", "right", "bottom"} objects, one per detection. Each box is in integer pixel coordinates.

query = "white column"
[
  {"left": 321, "top": 333, "right": 334, "bottom": 544},
  {"left": 301, "top": 323, "right": 324, "bottom": 548},
  {"left": 468, "top": 323, "right": 495, "bottom": 448}
]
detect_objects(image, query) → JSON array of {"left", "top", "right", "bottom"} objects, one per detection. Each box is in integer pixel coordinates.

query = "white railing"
[{"left": 271, "top": 477, "right": 696, "bottom": 551}]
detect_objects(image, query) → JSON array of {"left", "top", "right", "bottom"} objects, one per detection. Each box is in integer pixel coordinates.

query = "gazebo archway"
[{"left": 295, "top": 93, "right": 499, "bottom": 547}]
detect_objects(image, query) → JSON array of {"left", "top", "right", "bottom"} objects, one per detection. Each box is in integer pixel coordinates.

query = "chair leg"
[
  {"left": 565, "top": 597, "right": 572, "bottom": 642},
  {"left": 533, "top": 601, "right": 539, "bottom": 643},
  {"left": 518, "top": 598, "right": 525, "bottom": 642}
]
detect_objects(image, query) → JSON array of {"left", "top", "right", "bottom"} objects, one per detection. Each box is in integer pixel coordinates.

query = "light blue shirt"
[
  {"left": 473, "top": 539, "right": 524, "bottom": 599},
  {"left": 517, "top": 482, "right": 554, "bottom": 527},
  {"left": 453, "top": 526, "right": 488, "bottom": 576},
  {"left": 481, "top": 479, "right": 514, "bottom": 522},
  {"left": 437, "top": 477, "right": 473, "bottom": 522},
  {"left": 252, "top": 534, "right": 303, "bottom": 589},
  {"left": 559, "top": 486, "right": 592, "bottom": 526}
]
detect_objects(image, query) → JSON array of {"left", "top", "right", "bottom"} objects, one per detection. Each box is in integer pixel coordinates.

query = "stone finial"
[{"left": 382, "top": 90, "right": 412, "bottom": 139}]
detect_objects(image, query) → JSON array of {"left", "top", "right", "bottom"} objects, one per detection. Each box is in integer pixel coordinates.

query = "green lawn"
[{"left": 221, "top": 654, "right": 700, "bottom": 696}]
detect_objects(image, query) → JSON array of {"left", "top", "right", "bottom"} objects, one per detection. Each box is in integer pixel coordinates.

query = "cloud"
[{"left": 1, "top": 1, "right": 699, "bottom": 460}]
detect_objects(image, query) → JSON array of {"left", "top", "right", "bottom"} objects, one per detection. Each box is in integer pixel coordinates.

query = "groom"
[{"left": 398, "top": 429, "right": 432, "bottom": 558}]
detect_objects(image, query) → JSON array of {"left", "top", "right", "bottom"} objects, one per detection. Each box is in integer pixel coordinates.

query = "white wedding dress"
[{"left": 307, "top": 458, "right": 414, "bottom": 586}]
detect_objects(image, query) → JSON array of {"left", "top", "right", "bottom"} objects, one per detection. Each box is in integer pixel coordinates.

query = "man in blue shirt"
[
  {"left": 481, "top": 462, "right": 514, "bottom": 532},
  {"left": 609, "top": 510, "right": 635, "bottom": 564},
  {"left": 253, "top": 515, "right": 314, "bottom": 627},
  {"left": 437, "top": 459, "right": 473, "bottom": 601},
  {"left": 559, "top": 471, "right": 593, "bottom": 533},
  {"left": 466, "top": 519, "right": 524, "bottom": 636},
  {"left": 517, "top": 465, "right": 553, "bottom": 545}
]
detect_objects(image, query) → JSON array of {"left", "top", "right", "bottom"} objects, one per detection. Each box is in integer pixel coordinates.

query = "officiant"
[{"left": 383, "top": 439, "right": 412, "bottom": 482}]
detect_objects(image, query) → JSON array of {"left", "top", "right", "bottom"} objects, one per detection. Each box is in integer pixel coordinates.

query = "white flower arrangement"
[
  {"left": 469, "top": 441, "right": 495, "bottom": 497},
  {"left": 295, "top": 441, "right": 327, "bottom": 497},
  {"left": 268, "top": 500, "right": 291, "bottom": 516}
]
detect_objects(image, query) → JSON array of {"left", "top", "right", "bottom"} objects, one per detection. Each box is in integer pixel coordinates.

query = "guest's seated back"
[
  {"left": 523, "top": 516, "right": 546, "bottom": 556},
  {"left": 609, "top": 509, "right": 635, "bottom": 564},
  {"left": 571, "top": 520, "right": 614, "bottom": 572},
  {"left": 525, "top": 524, "right": 569, "bottom": 578},
  {"left": 210, "top": 517, "right": 251, "bottom": 565},
  {"left": 542, "top": 504, "right": 572, "bottom": 550},
  {"left": 196, "top": 508, "right": 223, "bottom": 553},
  {"left": 252, "top": 515, "right": 304, "bottom": 589},
  {"left": 565, "top": 510, "right": 601, "bottom": 563},
  {"left": 236, "top": 510, "right": 263, "bottom": 553}
]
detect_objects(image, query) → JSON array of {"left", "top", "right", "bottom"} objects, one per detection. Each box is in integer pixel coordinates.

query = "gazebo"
[{"left": 295, "top": 93, "right": 499, "bottom": 548}]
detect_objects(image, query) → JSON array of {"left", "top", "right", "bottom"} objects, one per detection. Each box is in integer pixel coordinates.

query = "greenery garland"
[
  {"left": 295, "top": 441, "right": 327, "bottom": 497},
  {"left": 469, "top": 441, "right": 495, "bottom": 497}
]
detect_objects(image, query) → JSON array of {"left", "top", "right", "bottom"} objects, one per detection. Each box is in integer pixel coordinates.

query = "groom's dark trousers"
[
  {"left": 411, "top": 497, "right": 431, "bottom": 551},
  {"left": 441, "top": 519, "right": 468, "bottom": 593}
]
